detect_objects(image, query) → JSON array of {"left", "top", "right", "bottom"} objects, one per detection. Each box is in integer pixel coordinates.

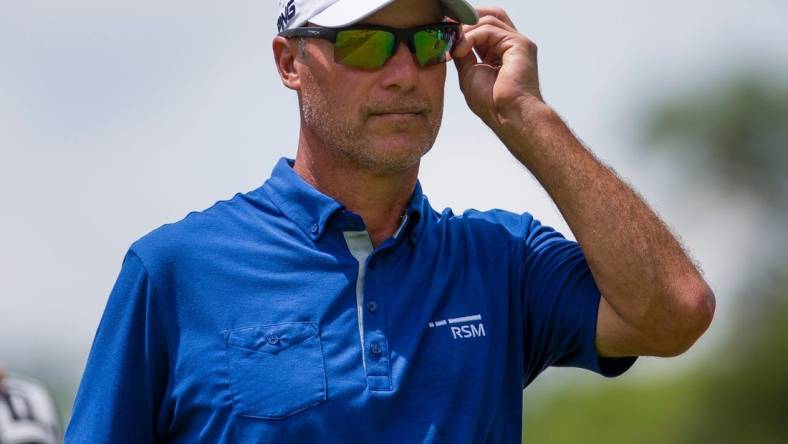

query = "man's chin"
[
  {"left": 361, "top": 141, "right": 432, "bottom": 173},
  {"left": 375, "top": 133, "right": 432, "bottom": 153}
]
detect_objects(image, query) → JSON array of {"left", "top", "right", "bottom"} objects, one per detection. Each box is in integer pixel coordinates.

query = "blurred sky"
[{"left": 2, "top": 0, "right": 787, "bottom": 391}]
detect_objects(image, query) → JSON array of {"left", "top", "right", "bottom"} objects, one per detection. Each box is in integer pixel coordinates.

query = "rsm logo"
[
  {"left": 450, "top": 323, "right": 486, "bottom": 339},
  {"left": 428, "top": 314, "right": 486, "bottom": 340}
]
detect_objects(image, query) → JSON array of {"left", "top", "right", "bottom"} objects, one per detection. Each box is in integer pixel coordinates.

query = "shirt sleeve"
[
  {"left": 65, "top": 250, "right": 169, "bottom": 443},
  {"left": 519, "top": 216, "right": 636, "bottom": 387}
]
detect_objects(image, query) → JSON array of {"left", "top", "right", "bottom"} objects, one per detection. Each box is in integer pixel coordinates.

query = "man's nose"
[{"left": 378, "top": 42, "right": 419, "bottom": 91}]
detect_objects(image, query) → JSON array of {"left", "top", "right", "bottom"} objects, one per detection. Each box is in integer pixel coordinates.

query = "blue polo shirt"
[{"left": 66, "top": 157, "right": 635, "bottom": 443}]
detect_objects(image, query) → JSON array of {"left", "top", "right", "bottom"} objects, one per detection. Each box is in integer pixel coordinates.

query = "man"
[{"left": 66, "top": 0, "right": 715, "bottom": 442}]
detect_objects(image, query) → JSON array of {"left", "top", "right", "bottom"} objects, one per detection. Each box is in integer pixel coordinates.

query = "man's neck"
[{"left": 292, "top": 138, "right": 419, "bottom": 248}]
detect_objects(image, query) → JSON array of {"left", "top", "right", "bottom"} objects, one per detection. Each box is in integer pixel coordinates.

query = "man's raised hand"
[{"left": 452, "top": 7, "right": 544, "bottom": 133}]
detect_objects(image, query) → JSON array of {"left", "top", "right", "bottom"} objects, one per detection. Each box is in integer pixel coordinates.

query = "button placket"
[{"left": 362, "top": 260, "right": 392, "bottom": 391}]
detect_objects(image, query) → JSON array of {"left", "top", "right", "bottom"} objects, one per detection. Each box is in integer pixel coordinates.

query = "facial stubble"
[{"left": 299, "top": 68, "right": 443, "bottom": 175}]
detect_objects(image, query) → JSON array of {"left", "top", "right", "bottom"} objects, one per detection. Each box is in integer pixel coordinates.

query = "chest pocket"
[{"left": 224, "top": 322, "right": 327, "bottom": 419}]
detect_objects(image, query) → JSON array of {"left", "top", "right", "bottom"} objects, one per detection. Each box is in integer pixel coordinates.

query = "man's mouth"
[
  {"left": 365, "top": 100, "right": 431, "bottom": 118},
  {"left": 368, "top": 109, "right": 430, "bottom": 128},
  {"left": 369, "top": 108, "right": 426, "bottom": 117},
  {"left": 368, "top": 112, "right": 426, "bottom": 124}
]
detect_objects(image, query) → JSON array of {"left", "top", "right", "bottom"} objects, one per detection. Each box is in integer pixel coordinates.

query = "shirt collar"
[{"left": 260, "top": 157, "right": 427, "bottom": 243}]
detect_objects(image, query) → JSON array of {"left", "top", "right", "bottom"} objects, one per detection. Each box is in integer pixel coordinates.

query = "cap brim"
[
  {"left": 441, "top": 0, "right": 479, "bottom": 25},
  {"left": 310, "top": 0, "right": 479, "bottom": 27}
]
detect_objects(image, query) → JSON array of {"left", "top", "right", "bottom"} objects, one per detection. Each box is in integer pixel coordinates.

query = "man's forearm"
[{"left": 495, "top": 100, "right": 715, "bottom": 355}]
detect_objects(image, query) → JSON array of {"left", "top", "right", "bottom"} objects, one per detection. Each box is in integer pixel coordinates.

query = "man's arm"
[
  {"left": 453, "top": 8, "right": 715, "bottom": 358},
  {"left": 65, "top": 250, "right": 168, "bottom": 442}
]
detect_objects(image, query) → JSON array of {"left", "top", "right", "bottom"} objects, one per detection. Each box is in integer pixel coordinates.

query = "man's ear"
[{"left": 273, "top": 36, "right": 301, "bottom": 91}]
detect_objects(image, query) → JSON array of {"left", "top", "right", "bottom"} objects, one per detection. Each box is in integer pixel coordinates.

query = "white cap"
[{"left": 276, "top": 0, "right": 479, "bottom": 33}]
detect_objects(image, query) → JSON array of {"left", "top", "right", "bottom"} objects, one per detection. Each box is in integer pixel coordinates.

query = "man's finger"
[
  {"left": 454, "top": 24, "right": 516, "bottom": 63},
  {"left": 455, "top": 23, "right": 511, "bottom": 56},
  {"left": 452, "top": 49, "right": 478, "bottom": 84},
  {"left": 475, "top": 7, "right": 517, "bottom": 30},
  {"left": 462, "top": 11, "right": 517, "bottom": 34}
]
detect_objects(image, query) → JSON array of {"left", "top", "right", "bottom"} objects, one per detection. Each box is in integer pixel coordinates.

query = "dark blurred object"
[{"left": 0, "top": 373, "right": 61, "bottom": 444}]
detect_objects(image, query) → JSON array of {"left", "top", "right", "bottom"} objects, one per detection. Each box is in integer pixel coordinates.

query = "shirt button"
[
  {"left": 267, "top": 335, "right": 279, "bottom": 345},
  {"left": 310, "top": 224, "right": 319, "bottom": 234},
  {"left": 366, "top": 300, "right": 378, "bottom": 313},
  {"left": 370, "top": 342, "right": 382, "bottom": 356}
]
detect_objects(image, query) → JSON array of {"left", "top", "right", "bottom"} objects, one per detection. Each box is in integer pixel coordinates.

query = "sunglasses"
[{"left": 279, "top": 23, "right": 461, "bottom": 69}]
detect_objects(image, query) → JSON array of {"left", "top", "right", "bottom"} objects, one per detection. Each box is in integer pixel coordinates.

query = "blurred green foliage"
[
  {"left": 524, "top": 272, "right": 788, "bottom": 443},
  {"left": 642, "top": 72, "right": 788, "bottom": 208},
  {"left": 523, "top": 71, "right": 788, "bottom": 443}
]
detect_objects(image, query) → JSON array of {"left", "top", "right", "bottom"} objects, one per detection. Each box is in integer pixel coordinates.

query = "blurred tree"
[
  {"left": 642, "top": 72, "right": 788, "bottom": 210},
  {"left": 524, "top": 70, "right": 788, "bottom": 443}
]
